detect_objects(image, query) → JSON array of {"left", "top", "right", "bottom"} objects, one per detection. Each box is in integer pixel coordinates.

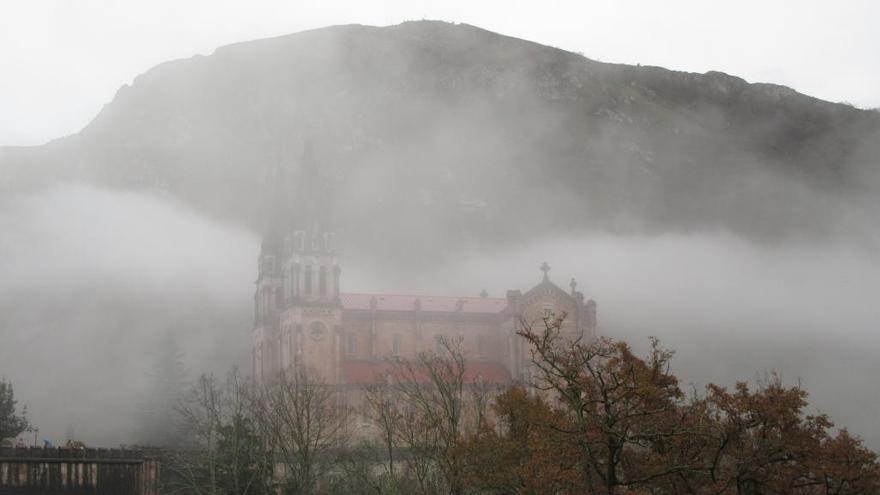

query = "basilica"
[{"left": 252, "top": 146, "right": 597, "bottom": 389}]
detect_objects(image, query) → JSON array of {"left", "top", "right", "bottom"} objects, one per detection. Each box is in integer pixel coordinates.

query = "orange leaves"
[
  {"left": 460, "top": 386, "right": 584, "bottom": 494},
  {"left": 468, "top": 316, "right": 880, "bottom": 495},
  {"left": 516, "top": 319, "right": 691, "bottom": 493},
  {"left": 371, "top": 315, "right": 880, "bottom": 494}
]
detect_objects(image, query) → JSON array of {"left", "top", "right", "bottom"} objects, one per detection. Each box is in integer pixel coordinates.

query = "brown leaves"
[
  {"left": 460, "top": 386, "right": 583, "bottom": 494},
  {"left": 457, "top": 316, "right": 880, "bottom": 495},
  {"left": 358, "top": 314, "right": 880, "bottom": 495},
  {"left": 516, "top": 318, "right": 692, "bottom": 493}
]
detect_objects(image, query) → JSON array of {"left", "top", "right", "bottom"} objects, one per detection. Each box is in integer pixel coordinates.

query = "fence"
[{"left": 0, "top": 447, "right": 159, "bottom": 495}]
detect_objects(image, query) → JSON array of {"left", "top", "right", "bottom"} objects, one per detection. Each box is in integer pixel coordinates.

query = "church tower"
[
  {"left": 277, "top": 223, "right": 343, "bottom": 384},
  {"left": 253, "top": 140, "right": 343, "bottom": 385}
]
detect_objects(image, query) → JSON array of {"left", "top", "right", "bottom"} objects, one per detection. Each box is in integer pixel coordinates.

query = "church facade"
[
  {"left": 252, "top": 143, "right": 597, "bottom": 390},
  {"left": 251, "top": 226, "right": 598, "bottom": 389}
]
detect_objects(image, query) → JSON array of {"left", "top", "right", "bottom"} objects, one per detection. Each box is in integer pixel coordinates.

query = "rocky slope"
[{"left": 2, "top": 21, "right": 878, "bottom": 257}]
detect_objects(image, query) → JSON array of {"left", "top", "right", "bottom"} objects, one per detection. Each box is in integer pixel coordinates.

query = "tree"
[
  {"left": 255, "top": 365, "right": 349, "bottom": 495},
  {"left": 509, "top": 315, "right": 880, "bottom": 495},
  {"left": 694, "top": 376, "right": 880, "bottom": 495},
  {"left": 460, "top": 386, "right": 583, "bottom": 494},
  {"left": 385, "top": 336, "right": 493, "bottom": 495},
  {"left": 812, "top": 429, "right": 880, "bottom": 494},
  {"left": 326, "top": 441, "right": 390, "bottom": 495},
  {"left": 168, "top": 368, "right": 271, "bottom": 495},
  {"left": 517, "top": 315, "right": 697, "bottom": 494},
  {"left": 0, "top": 377, "right": 29, "bottom": 444},
  {"left": 136, "top": 332, "right": 189, "bottom": 447},
  {"left": 363, "top": 381, "right": 403, "bottom": 493}
]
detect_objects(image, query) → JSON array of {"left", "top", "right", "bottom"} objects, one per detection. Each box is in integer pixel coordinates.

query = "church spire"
[
  {"left": 261, "top": 136, "right": 334, "bottom": 255},
  {"left": 261, "top": 149, "right": 291, "bottom": 256},
  {"left": 290, "top": 137, "right": 332, "bottom": 236}
]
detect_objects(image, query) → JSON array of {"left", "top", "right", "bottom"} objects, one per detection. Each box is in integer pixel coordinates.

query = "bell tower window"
[
  {"left": 319, "top": 266, "right": 327, "bottom": 297},
  {"left": 305, "top": 265, "right": 313, "bottom": 295}
]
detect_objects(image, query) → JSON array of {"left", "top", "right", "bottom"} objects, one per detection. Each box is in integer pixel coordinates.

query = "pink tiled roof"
[
  {"left": 341, "top": 360, "right": 512, "bottom": 385},
  {"left": 340, "top": 293, "right": 507, "bottom": 314}
]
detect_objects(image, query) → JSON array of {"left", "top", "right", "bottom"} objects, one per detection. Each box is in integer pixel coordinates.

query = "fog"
[
  {"left": 0, "top": 19, "right": 878, "bottom": 468},
  {"left": 348, "top": 232, "right": 880, "bottom": 447},
  {"left": 2, "top": 183, "right": 879, "bottom": 448},
  {"left": 0, "top": 184, "right": 257, "bottom": 445}
]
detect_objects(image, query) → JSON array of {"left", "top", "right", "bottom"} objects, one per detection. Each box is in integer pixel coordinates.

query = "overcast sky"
[{"left": 1, "top": 0, "right": 877, "bottom": 147}]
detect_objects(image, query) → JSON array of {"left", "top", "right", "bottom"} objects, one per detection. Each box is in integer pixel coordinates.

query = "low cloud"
[
  {"left": 0, "top": 184, "right": 258, "bottom": 445},
  {"left": 2, "top": 185, "right": 878, "bottom": 450},
  {"left": 351, "top": 232, "right": 880, "bottom": 447}
]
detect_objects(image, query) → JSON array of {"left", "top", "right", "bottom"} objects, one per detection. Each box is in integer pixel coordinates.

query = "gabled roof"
[
  {"left": 340, "top": 293, "right": 507, "bottom": 314},
  {"left": 341, "top": 360, "right": 512, "bottom": 385},
  {"left": 519, "top": 277, "right": 576, "bottom": 303}
]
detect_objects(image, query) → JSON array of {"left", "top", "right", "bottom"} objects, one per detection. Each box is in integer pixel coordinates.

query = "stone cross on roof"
[{"left": 540, "top": 261, "right": 550, "bottom": 282}]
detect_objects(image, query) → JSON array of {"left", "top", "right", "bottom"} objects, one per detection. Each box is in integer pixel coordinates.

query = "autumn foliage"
[
  {"left": 455, "top": 316, "right": 880, "bottom": 495},
  {"left": 168, "top": 318, "right": 880, "bottom": 495}
]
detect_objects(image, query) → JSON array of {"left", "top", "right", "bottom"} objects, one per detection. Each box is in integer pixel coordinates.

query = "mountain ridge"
[
  {"left": 7, "top": 22, "right": 874, "bottom": 153},
  {"left": 2, "top": 20, "right": 878, "bottom": 257}
]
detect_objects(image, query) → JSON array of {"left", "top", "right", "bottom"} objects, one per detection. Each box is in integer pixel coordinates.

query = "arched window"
[
  {"left": 319, "top": 266, "right": 327, "bottom": 296},
  {"left": 304, "top": 265, "right": 313, "bottom": 295}
]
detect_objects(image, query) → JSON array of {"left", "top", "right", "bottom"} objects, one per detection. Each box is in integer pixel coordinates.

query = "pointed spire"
[
  {"left": 261, "top": 142, "right": 296, "bottom": 255},
  {"left": 291, "top": 136, "right": 332, "bottom": 236},
  {"left": 570, "top": 277, "right": 577, "bottom": 295},
  {"left": 261, "top": 134, "right": 335, "bottom": 256}
]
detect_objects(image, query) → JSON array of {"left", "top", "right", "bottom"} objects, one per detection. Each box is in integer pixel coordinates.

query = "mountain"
[
  {"left": 3, "top": 21, "right": 880, "bottom": 448},
  {"left": 2, "top": 21, "right": 879, "bottom": 258}
]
